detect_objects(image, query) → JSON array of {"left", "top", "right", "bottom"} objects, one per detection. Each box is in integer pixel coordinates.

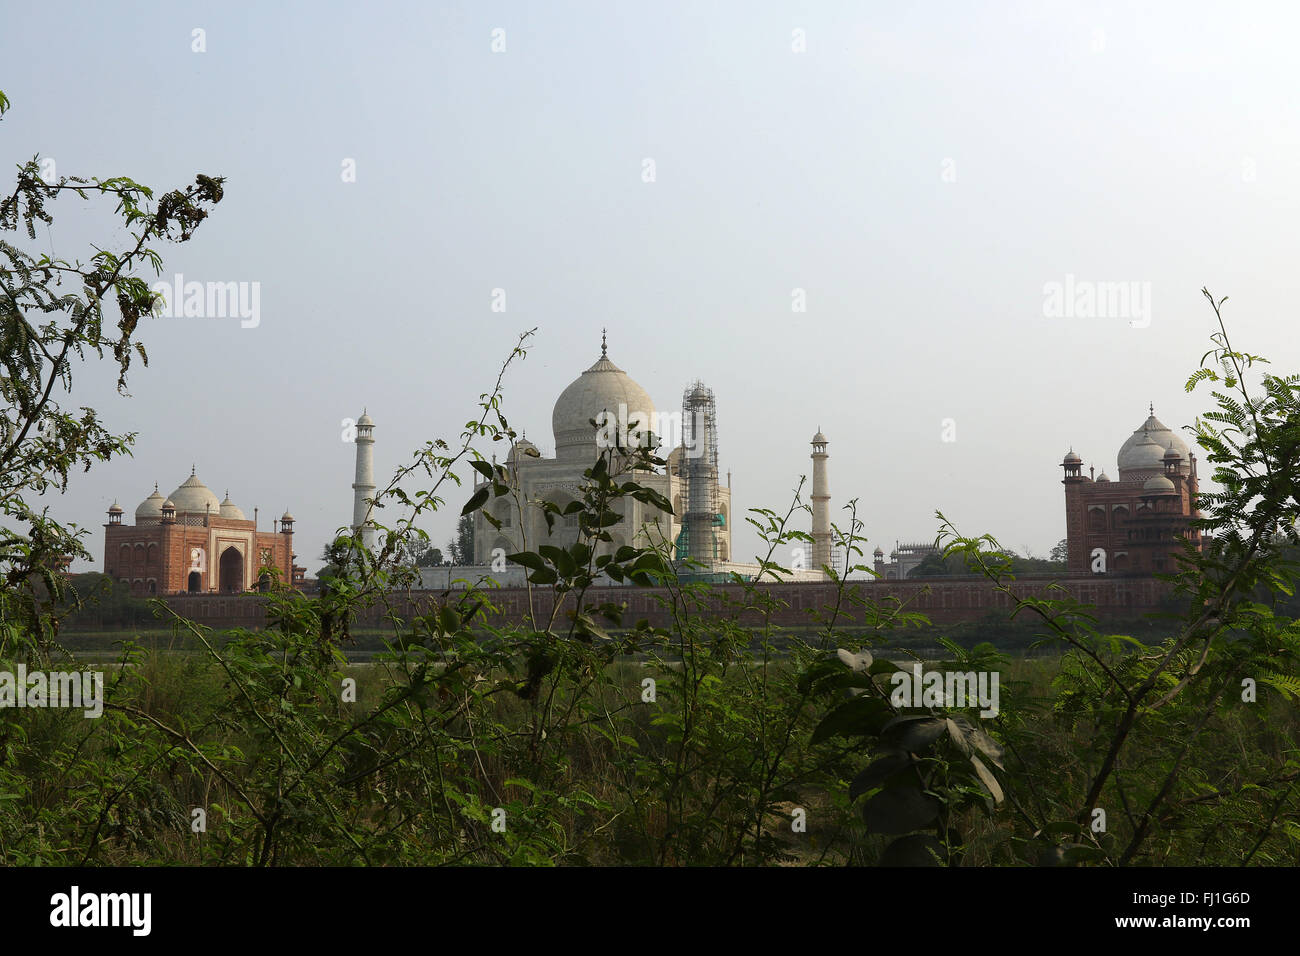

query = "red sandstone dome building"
[
  {"left": 1062, "top": 406, "right": 1202, "bottom": 574},
  {"left": 104, "top": 469, "right": 299, "bottom": 595}
]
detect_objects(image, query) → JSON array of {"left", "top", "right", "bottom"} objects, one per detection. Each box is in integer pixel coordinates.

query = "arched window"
[
  {"left": 147, "top": 543, "right": 159, "bottom": 566},
  {"left": 1087, "top": 507, "right": 1106, "bottom": 533}
]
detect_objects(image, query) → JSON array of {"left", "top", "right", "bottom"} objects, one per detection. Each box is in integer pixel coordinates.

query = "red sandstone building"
[
  {"left": 1062, "top": 407, "right": 1202, "bottom": 574},
  {"left": 104, "top": 469, "right": 299, "bottom": 595}
]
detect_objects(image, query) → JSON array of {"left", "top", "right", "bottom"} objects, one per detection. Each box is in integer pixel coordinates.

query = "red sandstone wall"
[{"left": 159, "top": 574, "right": 1175, "bottom": 631}]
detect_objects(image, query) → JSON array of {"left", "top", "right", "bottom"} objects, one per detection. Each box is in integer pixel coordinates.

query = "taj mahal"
[{"left": 352, "top": 334, "right": 834, "bottom": 586}]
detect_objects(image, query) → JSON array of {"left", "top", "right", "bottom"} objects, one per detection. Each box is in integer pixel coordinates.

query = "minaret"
[
  {"left": 352, "top": 409, "right": 376, "bottom": 549},
  {"left": 811, "top": 429, "right": 831, "bottom": 574}
]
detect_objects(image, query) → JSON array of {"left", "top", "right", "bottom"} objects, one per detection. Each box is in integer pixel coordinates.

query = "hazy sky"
[{"left": 5, "top": 0, "right": 1299, "bottom": 574}]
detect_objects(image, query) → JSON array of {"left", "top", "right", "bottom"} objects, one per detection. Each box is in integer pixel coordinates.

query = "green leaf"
[
  {"left": 438, "top": 606, "right": 461, "bottom": 634},
  {"left": 863, "top": 787, "right": 940, "bottom": 835},
  {"left": 869, "top": 659, "right": 909, "bottom": 676},
  {"left": 507, "top": 551, "right": 546, "bottom": 571},
  {"left": 944, "top": 717, "right": 1006, "bottom": 770},
  {"left": 881, "top": 715, "right": 948, "bottom": 753},
  {"left": 539, "top": 545, "right": 575, "bottom": 577},
  {"left": 1061, "top": 844, "right": 1107, "bottom": 865},
  {"left": 969, "top": 755, "right": 1003, "bottom": 805},
  {"left": 849, "top": 750, "right": 913, "bottom": 801},
  {"left": 836, "top": 647, "right": 874, "bottom": 673},
  {"left": 811, "top": 696, "right": 892, "bottom": 745},
  {"left": 461, "top": 487, "right": 489, "bottom": 515}
]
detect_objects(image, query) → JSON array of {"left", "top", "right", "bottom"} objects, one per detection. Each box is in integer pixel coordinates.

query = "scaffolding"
[{"left": 681, "top": 382, "right": 719, "bottom": 570}]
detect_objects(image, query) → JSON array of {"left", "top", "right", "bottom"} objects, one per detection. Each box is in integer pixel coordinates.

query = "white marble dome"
[
  {"left": 1118, "top": 410, "right": 1190, "bottom": 477},
  {"left": 135, "top": 486, "right": 165, "bottom": 521},
  {"left": 552, "top": 345, "right": 655, "bottom": 460},
  {"left": 507, "top": 437, "right": 540, "bottom": 462},
  {"left": 1120, "top": 431, "right": 1166, "bottom": 473},
  {"left": 168, "top": 469, "right": 222, "bottom": 515},
  {"left": 1143, "top": 474, "right": 1177, "bottom": 493},
  {"left": 219, "top": 492, "right": 246, "bottom": 521}
]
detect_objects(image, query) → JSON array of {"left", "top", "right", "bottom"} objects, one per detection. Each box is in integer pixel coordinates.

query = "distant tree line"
[{"left": 908, "top": 539, "right": 1069, "bottom": 578}]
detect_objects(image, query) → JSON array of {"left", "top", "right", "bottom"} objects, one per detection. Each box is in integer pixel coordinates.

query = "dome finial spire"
[
  {"left": 191, "top": 463, "right": 196, "bottom": 477},
  {"left": 601, "top": 327, "right": 607, "bottom": 358},
  {"left": 1149, "top": 401, "right": 1154, "bottom": 416}
]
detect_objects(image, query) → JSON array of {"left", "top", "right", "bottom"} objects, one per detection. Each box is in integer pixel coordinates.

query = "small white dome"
[
  {"left": 168, "top": 469, "right": 222, "bottom": 515},
  {"left": 357, "top": 411, "right": 374, "bottom": 427},
  {"left": 1143, "top": 474, "right": 1176, "bottom": 493},
  {"left": 507, "top": 438, "right": 540, "bottom": 462},
  {"left": 1063, "top": 449, "right": 1082, "bottom": 464},
  {"left": 135, "top": 486, "right": 165, "bottom": 520},
  {"left": 1096, "top": 471, "right": 1111, "bottom": 482},
  {"left": 219, "top": 492, "right": 246, "bottom": 521}
]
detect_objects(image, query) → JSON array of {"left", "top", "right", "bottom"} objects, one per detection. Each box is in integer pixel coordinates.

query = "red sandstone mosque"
[
  {"left": 103, "top": 468, "right": 300, "bottom": 595},
  {"left": 1061, "top": 406, "right": 1202, "bottom": 574}
]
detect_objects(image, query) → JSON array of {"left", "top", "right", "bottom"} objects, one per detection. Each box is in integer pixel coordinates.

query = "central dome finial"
[{"left": 601, "top": 327, "right": 607, "bottom": 358}]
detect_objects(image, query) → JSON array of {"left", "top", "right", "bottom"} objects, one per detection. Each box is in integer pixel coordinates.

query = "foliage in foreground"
[
  {"left": 0, "top": 293, "right": 1296, "bottom": 864},
  {"left": 0, "top": 89, "right": 1296, "bottom": 864}
]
